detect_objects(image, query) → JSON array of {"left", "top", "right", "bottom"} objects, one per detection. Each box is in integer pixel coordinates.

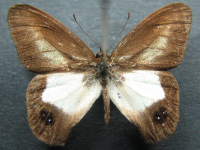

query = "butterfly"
[{"left": 7, "top": 3, "right": 192, "bottom": 146}]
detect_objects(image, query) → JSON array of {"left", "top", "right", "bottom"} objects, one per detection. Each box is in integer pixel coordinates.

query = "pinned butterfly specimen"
[{"left": 8, "top": 3, "right": 192, "bottom": 146}]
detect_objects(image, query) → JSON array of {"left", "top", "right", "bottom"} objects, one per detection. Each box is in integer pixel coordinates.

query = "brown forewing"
[
  {"left": 7, "top": 4, "right": 96, "bottom": 73},
  {"left": 110, "top": 3, "right": 192, "bottom": 70}
]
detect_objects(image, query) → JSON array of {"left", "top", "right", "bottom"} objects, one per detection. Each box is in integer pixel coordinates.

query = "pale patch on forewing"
[
  {"left": 42, "top": 72, "right": 102, "bottom": 115},
  {"left": 150, "top": 36, "right": 168, "bottom": 50},
  {"left": 160, "top": 26, "right": 172, "bottom": 37},
  {"left": 136, "top": 48, "right": 163, "bottom": 61},
  {"left": 108, "top": 70, "right": 165, "bottom": 116},
  {"left": 35, "top": 39, "right": 68, "bottom": 65},
  {"left": 134, "top": 36, "right": 168, "bottom": 62}
]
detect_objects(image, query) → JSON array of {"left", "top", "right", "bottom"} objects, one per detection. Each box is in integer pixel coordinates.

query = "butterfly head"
[{"left": 96, "top": 50, "right": 110, "bottom": 59}]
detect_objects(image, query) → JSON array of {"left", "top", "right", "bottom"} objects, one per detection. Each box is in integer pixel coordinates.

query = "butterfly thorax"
[{"left": 95, "top": 51, "right": 111, "bottom": 86}]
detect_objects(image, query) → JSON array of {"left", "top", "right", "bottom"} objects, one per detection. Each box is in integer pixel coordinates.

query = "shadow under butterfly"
[{"left": 7, "top": 3, "right": 192, "bottom": 146}]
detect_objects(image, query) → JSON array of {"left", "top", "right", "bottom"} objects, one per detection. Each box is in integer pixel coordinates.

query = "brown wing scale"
[
  {"left": 133, "top": 71, "right": 179, "bottom": 143},
  {"left": 110, "top": 3, "right": 192, "bottom": 70},
  {"left": 8, "top": 4, "right": 96, "bottom": 73}
]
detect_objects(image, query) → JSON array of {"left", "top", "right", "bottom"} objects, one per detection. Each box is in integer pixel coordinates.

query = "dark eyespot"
[
  {"left": 154, "top": 107, "right": 168, "bottom": 124},
  {"left": 40, "top": 110, "right": 54, "bottom": 126}
]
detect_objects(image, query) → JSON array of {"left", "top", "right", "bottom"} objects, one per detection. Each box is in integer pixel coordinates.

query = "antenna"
[
  {"left": 108, "top": 12, "right": 130, "bottom": 51},
  {"left": 73, "top": 14, "right": 101, "bottom": 49}
]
